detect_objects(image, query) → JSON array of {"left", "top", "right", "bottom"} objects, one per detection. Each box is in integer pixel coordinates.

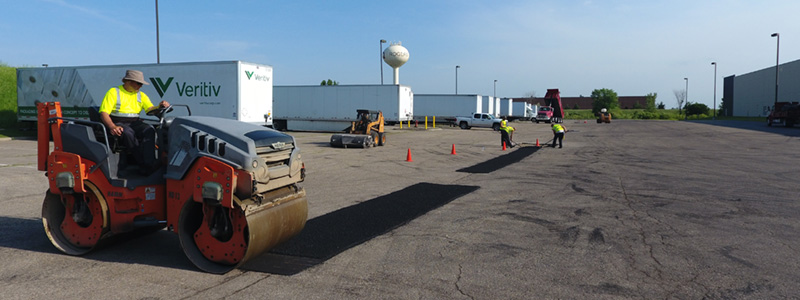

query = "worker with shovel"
[
  {"left": 551, "top": 123, "right": 566, "bottom": 148},
  {"left": 500, "top": 116, "right": 515, "bottom": 148}
]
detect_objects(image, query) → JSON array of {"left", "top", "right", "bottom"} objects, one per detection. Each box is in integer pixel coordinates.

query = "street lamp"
[
  {"left": 493, "top": 80, "right": 497, "bottom": 98},
  {"left": 711, "top": 62, "right": 717, "bottom": 119},
  {"left": 455, "top": 65, "right": 460, "bottom": 94},
  {"left": 155, "top": 0, "right": 160, "bottom": 63},
  {"left": 684, "top": 77, "right": 688, "bottom": 120},
  {"left": 380, "top": 39, "right": 386, "bottom": 84},
  {"left": 771, "top": 33, "right": 779, "bottom": 105}
]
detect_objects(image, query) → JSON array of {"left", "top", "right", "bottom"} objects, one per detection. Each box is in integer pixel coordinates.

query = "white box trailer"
[
  {"left": 413, "top": 94, "right": 482, "bottom": 123},
  {"left": 16, "top": 61, "right": 273, "bottom": 124},
  {"left": 499, "top": 98, "right": 513, "bottom": 117},
  {"left": 273, "top": 85, "right": 413, "bottom": 131},
  {"left": 482, "top": 96, "right": 495, "bottom": 117},
  {"left": 510, "top": 101, "right": 537, "bottom": 121}
]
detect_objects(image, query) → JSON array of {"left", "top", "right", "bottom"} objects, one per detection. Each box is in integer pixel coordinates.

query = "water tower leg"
[{"left": 393, "top": 68, "right": 399, "bottom": 85}]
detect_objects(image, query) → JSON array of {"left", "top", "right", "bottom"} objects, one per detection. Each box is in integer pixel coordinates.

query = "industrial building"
[{"left": 723, "top": 58, "right": 800, "bottom": 117}]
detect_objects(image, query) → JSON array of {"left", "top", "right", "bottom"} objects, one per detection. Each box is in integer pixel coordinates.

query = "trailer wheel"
[{"left": 459, "top": 122, "right": 469, "bottom": 130}]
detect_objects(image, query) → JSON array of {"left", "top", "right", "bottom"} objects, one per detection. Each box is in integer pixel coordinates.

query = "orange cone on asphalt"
[
  {"left": 451, "top": 144, "right": 457, "bottom": 155},
  {"left": 406, "top": 148, "right": 413, "bottom": 162},
  {"left": 536, "top": 139, "right": 540, "bottom": 147},
  {"left": 503, "top": 142, "right": 507, "bottom": 151}
]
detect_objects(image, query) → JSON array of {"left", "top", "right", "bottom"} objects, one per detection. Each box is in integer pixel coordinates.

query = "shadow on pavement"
[
  {"left": 241, "top": 183, "right": 479, "bottom": 275},
  {"left": 456, "top": 146, "right": 539, "bottom": 174}
]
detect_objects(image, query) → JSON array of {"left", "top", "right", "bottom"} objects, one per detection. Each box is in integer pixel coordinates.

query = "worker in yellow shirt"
[
  {"left": 99, "top": 70, "right": 170, "bottom": 174},
  {"left": 551, "top": 123, "right": 566, "bottom": 148},
  {"left": 499, "top": 116, "right": 515, "bottom": 148}
]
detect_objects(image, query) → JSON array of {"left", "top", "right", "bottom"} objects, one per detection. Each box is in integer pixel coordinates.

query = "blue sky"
[{"left": 2, "top": 0, "right": 798, "bottom": 109}]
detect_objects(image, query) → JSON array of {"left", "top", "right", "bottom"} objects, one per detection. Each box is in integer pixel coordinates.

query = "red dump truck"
[
  {"left": 534, "top": 89, "right": 564, "bottom": 123},
  {"left": 767, "top": 102, "right": 800, "bottom": 127}
]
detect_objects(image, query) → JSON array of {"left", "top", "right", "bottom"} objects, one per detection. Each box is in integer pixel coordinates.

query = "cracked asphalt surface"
[{"left": 1, "top": 119, "right": 799, "bottom": 299}]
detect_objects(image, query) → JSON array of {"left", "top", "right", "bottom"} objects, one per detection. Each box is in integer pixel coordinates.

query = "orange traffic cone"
[
  {"left": 451, "top": 144, "right": 457, "bottom": 155},
  {"left": 502, "top": 141, "right": 507, "bottom": 151},
  {"left": 536, "top": 139, "right": 540, "bottom": 147},
  {"left": 406, "top": 148, "right": 413, "bottom": 162}
]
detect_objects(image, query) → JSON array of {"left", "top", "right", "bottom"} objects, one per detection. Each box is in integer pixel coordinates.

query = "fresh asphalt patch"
[
  {"left": 456, "top": 146, "right": 539, "bottom": 174},
  {"left": 241, "top": 183, "right": 479, "bottom": 275}
]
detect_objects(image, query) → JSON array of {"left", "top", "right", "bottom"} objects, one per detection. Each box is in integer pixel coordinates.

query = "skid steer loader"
[{"left": 330, "top": 109, "right": 386, "bottom": 148}]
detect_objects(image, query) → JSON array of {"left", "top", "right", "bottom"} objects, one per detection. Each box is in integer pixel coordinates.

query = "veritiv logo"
[
  {"left": 149, "top": 77, "right": 174, "bottom": 97},
  {"left": 244, "top": 70, "right": 270, "bottom": 82},
  {"left": 149, "top": 77, "right": 222, "bottom": 98}
]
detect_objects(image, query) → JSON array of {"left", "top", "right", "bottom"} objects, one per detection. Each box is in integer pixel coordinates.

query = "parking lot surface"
[{"left": 1, "top": 120, "right": 799, "bottom": 299}]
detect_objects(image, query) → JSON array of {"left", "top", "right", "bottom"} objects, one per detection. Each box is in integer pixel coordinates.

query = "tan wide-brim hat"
[{"left": 122, "top": 69, "right": 150, "bottom": 85}]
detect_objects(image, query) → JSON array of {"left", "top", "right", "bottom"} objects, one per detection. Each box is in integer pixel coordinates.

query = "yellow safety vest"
[
  {"left": 552, "top": 124, "right": 565, "bottom": 133},
  {"left": 99, "top": 85, "right": 154, "bottom": 117}
]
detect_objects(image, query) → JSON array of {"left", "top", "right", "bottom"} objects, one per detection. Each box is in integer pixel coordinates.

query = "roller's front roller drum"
[
  {"left": 41, "top": 182, "right": 109, "bottom": 255},
  {"left": 178, "top": 187, "right": 308, "bottom": 274}
]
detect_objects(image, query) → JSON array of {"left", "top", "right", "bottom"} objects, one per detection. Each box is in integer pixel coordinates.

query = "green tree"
[
  {"left": 320, "top": 79, "right": 339, "bottom": 86},
  {"left": 645, "top": 93, "right": 657, "bottom": 112},
  {"left": 718, "top": 98, "right": 727, "bottom": 116},
  {"left": 685, "top": 102, "right": 709, "bottom": 116},
  {"left": 0, "top": 63, "right": 17, "bottom": 128},
  {"left": 657, "top": 101, "right": 665, "bottom": 109},
  {"left": 590, "top": 88, "right": 619, "bottom": 114}
]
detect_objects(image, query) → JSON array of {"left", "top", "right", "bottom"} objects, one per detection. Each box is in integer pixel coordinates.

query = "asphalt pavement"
[{"left": 1, "top": 119, "right": 799, "bottom": 299}]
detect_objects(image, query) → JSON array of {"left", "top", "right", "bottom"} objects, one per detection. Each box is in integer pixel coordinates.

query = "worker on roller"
[
  {"left": 551, "top": 123, "right": 566, "bottom": 148},
  {"left": 499, "top": 116, "right": 515, "bottom": 148},
  {"left": 99, "top": 70, "right": 170, "bottom": 174}
]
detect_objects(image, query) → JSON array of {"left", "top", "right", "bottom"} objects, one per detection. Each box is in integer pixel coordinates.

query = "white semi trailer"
[
  {"left": 481, "top": 96, "right": 496, "bottom": 117},
  {"left": 509, "top": 100, "right": 537, "bottom": 121},
  {"left": 16, "top": 61, "right": 273, "bottom": 125},
  {"left": 272, "top": 85, "right": 414, "bottom": 131},
  {"left": 413, "top": 94, "right": 482, "bottom": 124}
]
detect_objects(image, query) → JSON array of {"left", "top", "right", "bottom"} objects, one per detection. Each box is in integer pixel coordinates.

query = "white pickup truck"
[{"left": 455, "top": 113, "right": 503, "bottom": 130}]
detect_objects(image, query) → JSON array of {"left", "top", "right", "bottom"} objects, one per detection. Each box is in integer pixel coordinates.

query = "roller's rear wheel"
[{"left": 42, "top": 182, "right": 108, "bottom": 255}]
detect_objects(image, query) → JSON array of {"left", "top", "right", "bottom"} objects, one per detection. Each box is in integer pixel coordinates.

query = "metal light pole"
[
  {"left": 155, "top": 0, "right": 160, "bottom": 64},
  {"left": 493, "top": 80, "right": 497, "bottom": 98},
  {"left": 711, "top": 62, "right": 717, "bottom": 119},
  {"left": 455, "top": 65, "right": 460, "bottom": 94},
  {"left": 684, "top": 77, "right": 688, "bottom": 120},
  {"left": 380, "top": 39, "right": 386, "bottom": 85},
  {"left": 771, "top": 33, "right": 780, "bottom": 105}
]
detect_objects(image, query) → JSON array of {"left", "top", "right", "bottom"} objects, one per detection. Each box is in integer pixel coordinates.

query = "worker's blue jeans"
[{"left": 553, "top": 132, "right": 564, "bottom": 148}]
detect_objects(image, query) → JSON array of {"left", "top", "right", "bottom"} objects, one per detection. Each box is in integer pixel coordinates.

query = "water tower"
[{"left": 382, "top": 42, "right": 409, "bottom": 85}]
